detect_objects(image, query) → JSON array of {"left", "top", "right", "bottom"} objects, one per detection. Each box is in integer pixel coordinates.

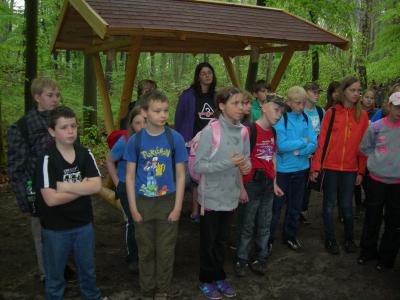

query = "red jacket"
[{"left": 311, "top": 104, "right": 369, "bottom": 174}]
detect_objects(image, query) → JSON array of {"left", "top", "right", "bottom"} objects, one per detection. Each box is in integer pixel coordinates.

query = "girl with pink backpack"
[{"left": 193, "top": 87, "right": 251, "bottom": 300}]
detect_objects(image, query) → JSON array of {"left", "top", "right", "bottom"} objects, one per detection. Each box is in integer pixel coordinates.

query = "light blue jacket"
[{"left": 274, "top": 111, "right": 317, "bottom": 173}]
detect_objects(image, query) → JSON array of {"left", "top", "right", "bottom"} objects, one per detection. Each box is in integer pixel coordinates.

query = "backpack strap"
[
  {"left": 316, "top": 106, "right": 324, "bottom": 124},
  {"left": 283, "top": 112, "right": 308, "bottom": 129},
  {"left": 209, "top": 120, "right": 221, "bottom": 158},
  {"left": 250, "top": 122, "right": 257, "bottom": 153},
  {"left": 302, "top": 112, "right": 309, "bottom": 124}
]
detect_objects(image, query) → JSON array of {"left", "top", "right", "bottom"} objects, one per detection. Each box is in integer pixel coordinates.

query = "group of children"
[{"left": 7, "top": 73, "right": 400, "bottom": 300}]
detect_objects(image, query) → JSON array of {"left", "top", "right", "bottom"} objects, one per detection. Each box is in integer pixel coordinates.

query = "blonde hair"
[
  {"left": 287, "top": 86, "right": 307, "bottom": 102},
  {"left": 30, "top": 77, "right": 59, "bottom": 97},
  {"left": 241, "top": 90, "right": 253, "bottom": 102}
]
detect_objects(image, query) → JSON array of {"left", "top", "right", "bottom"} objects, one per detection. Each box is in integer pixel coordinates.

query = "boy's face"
[
  {"left": 388, "top": 104, "right": 400, "bottom": 122},
  {"left": 288, "top": 98, "right": 306, "bottom": 114},
  {"left": 143, "top": 100, "right": 169, "bottom": 127},
  {"left": 254, "top": 88, "right": 268, "bottom": 102},
  {"left": 35, "top": 87, "right": 61, "bottom": 112},
  {"left": 243, "top": 98, "right": 251, "bottom": 115},
  {"left": 49, "top": 117, "right": 77, "bottom": 145},
  {"left": 262, "top": 102, "right": 283, "bottom": 125},
  {"left": 306, "top": 89, "right": 320, "bottom": 104}
]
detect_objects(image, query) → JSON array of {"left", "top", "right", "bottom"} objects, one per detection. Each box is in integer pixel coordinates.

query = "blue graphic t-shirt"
[
  {"left": 123, "top": 128, "right": 188, "bottom": 197},
  {"left": 304, "top": 106, "right": 325, "bottom": 135},
  {"left": 110, "top": 136, "right": 128, "bottom": 183}
]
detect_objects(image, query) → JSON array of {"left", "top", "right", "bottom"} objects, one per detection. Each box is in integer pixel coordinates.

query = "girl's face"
[
  {"left": 361, "top": 91, "right": 375, "bottom": 108},
  {"left": 243, "top": 98, "right": 251, "bottom": 115},
  {"left": 388, "top": 104, "right": 400, "bottom": 122},
  {"left": 343, "top": 81, "right": 361, "bottom": 105},
  {"left": 332, "top": 88, "right": 340, "bottom": 101},
  {"left": 130, "top": 113, "right": 146, "bottom": 133},
  {"left": 198, "top": 67, "right": 213, "bottom": 88},
  {"left": 219, "top": 93, "right": 244, "bottom": 123}
]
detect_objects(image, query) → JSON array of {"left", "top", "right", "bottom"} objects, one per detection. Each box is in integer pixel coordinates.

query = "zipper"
[{"left": 340, "top": 110, "right": 349, "bottom": 170}]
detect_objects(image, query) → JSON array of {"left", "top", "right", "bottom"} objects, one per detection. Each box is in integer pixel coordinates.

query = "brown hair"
[
  {"left": 337, "top": 76, "right": 362, "bottom": 122},
  {"left": 126, "top": 106, "right": 143, "bottom": 136},
  {"left": 141, "top": 90, "right": 169, "bottom": 111},
  {"left": 215, "top": 87, "right": 241, "bottom": 118},
  {"left": 31, "top": 77, "right": 59, "bottom": 97},
  {"left": 48, "top": 106, "right": 76, "bottom": 129}
]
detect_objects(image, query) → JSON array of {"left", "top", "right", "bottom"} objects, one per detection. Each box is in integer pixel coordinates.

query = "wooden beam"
[
  {"left": 221, "top": 54, "right": 241, "bottom": 88},
  {"left": 270, "top": 46, "right": 295, "bottom": 91},
  {"left": 49, "top": 0, "right": 70, "bottom": 53},
  {"left": 118, "top": 36, "right": 143, "bottom": 129},
  {"left": 69, "top": 0, "right": 109, "bottom": 39},
  {"left": 85, "top": 38, "right": 132, "bottom": 54},
  {"left": 93, "top": 53, "right": 114, "bottom": 133}
]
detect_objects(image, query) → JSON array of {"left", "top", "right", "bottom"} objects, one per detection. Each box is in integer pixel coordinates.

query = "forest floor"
[{"left": 1, "top": 180, "right": 399, "bottom": 300}]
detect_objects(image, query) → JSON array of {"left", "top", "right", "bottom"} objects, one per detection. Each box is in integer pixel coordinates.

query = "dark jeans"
[
  {"left": 42, "top": 223, "right": 102, "bottom": 300},
  {"left": 361, "top": 178, "right": 400, "bottom": 267},
  {"left": 354, "top": 169, "right": 370, "bottom": 207},
  {"left": 117, "top": 182, "right": 138, "bottom": 264},
  {"left": 199, "top": 210, "right": 233, "bottom": 283},
  {"left": 237, "top": 174, "right": 274, "bottom": 263},
  {"left": 323, "top": 170, "right": 356, "bottom": 242},
  {"left": 302, "top": 168, "right": 311, "bottom": 212},
  {"left": 270, "top": 169, "right": 307, "bottom": 243}
]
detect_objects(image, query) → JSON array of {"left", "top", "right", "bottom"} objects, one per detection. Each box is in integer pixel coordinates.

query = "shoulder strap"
[
  {"left": 164, "top": 126, "right": 176, "bottom": 181},
  {"left": 316, "top": 106, "right": 324, "bottom": 123},
  {"left": 250, "top": 122, "right": 257, "bottom": 152},
  {"left": 302, "top": 112, "right": 309, "bottom": 124},
  {"left": 283, "top": 113, "right": 288, "bottom": 129},
  {"left": 134, "top": 129, "right": 143, "bottom": 173},
  {"left": 209, "top": 119, "right": 221, "bottom": 157},
  {"left": 16, "top": 115, "right": 29, "bottom": 144},
  {"left": 321, "top": 107, "right": 336, "bottom": 165}
]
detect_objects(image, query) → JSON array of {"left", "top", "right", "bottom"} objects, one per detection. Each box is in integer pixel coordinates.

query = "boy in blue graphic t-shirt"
[{"left": 124, "top": 90, "right": 188, "bottom": 300}]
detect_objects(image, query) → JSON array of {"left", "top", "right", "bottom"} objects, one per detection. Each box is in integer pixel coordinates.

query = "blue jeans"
[
  {"left": 269, "top": 170, "right": 307, "bottom": 243},
  {"left": 322, "top": 170, "right": 356, "bottom": 242},
  {"left": 237, "top": 174, "right": 274, "bottom": 263},
  {"left": 42, "top": 223, "right": 102, "bottom": 300},
  {"left": 117, "top": 182, "right": 138, "bottom": 264}
]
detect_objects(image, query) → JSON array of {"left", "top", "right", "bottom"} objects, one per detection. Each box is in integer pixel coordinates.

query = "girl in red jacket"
[{"left": 310, "top": 76, "right": 369, "bottom": 255}]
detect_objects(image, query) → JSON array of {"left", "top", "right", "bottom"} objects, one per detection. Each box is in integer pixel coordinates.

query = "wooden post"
[
  {"left": 93, "top": 53, "right": 114, "bottom": 134},
  {"left": 270, "top": 46, "right": 295, "bottom": 91},
  {"left": 221, "top": 54, "right": 241, "bottom": 88},
  {"left": 118, "top": 36, "right": 143, "bottom": 129}
]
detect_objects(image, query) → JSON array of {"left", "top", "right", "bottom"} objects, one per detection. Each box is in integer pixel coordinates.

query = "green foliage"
[{"left": 79, "top": 125, "right": 108, "bottom": 164}]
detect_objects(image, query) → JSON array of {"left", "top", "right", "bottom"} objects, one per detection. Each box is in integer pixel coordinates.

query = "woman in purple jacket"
[{"left": 174, "top": 62, "right": 217, "bottom": 222}]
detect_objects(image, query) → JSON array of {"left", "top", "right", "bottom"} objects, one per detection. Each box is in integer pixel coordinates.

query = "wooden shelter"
[
  {"left": 52, "top": 0, "right": 349, "bottom": 133},
  {"left": 51, "top": 0, "right": 349, "bottom": 207}
]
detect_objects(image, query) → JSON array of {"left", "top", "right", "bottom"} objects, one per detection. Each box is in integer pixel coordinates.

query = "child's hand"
[
  {"left": 168, "top": 209, "right": 181, "bottom": 222},
  {"left": 309, "top": 172, "right": 319, "bottom": 182},
  {"left": 231, "top": 152, "right": 246, "bottom": 166},
  {"left": 273, "top": 179, "right": 284, "bottom": 197},
  {"left": 239, "top": 188, "right": 249, "bottom": 203},
  {"left": 355, "top": 174, "right": 363, "bottom": 186},
  {"left": 132, "top": 210, "right": 143, "bottom": 223},
  {"left": 239, "top": 162, "right": 251, "bottom": 175}
]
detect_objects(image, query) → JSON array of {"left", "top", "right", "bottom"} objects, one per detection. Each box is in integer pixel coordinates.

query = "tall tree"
[
  {"left": 24, "top": 0, "right": 38, "bottom": 113},
  {"left": 83, "top": 54, "right": 97, "bottom": 128},
  {"left": 309, "top": 11, "right": 319, "bottom": 82},
  {"left": 356, "top": 0, "right": 372, "bottom": 87}
]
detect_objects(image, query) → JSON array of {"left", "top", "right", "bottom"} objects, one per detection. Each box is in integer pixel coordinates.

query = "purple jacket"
[{"left": 174, "top": 87, "right": 196, "bottom": 142}]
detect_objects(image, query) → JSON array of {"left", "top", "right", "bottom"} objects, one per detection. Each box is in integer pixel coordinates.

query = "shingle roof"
[{"left": 52, "top": 0, "right": 350, "bottom": 54}]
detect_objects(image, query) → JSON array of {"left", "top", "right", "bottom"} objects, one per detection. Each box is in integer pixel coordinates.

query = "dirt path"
[{"left": 0, "top": 183, "right": 399, "bottom": 300}]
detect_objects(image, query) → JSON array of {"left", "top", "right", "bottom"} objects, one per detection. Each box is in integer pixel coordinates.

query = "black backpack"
[{"left": 249, "top": 122, "right": 276, "bottom": 153}]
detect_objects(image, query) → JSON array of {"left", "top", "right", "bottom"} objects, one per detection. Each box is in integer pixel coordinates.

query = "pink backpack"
[{"left": 187, "top": 119, "right": 248, "bottom": 183}]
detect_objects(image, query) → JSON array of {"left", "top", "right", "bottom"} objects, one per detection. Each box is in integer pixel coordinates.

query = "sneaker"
[
  {"left": 249, "top": 260, "right": 266, "bottom": 276},
  {"left": 199, "top": 282, "right": 222, "bottom": 300},
  {"left": 286, "top": 239, "right": 302, "bottom": 251},
  {"left": 154, "top": 292, "right": 168, "bottom": 300},
  {"left": 64, "top": 265, "right": 77, "bottom": 283},
  {"left": 234, "top": 261, "right": 248, "bottom": 277},
  {"left": 325, "top": 240, "right": 340, "bottom": 255},
  {"left": 344, "top": 240, "right": 358, "bottom": 253},
  {"left": 215, "top": 280, "right": 236, "bottom": 298},
  {"left": 300, "top": 211, "right": 312, "bottom": 225},
  {"left": 190, "top": 214, "right": 200, "bottom": 223}
]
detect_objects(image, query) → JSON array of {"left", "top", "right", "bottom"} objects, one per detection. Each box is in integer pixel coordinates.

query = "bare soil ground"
[{"left": 1, "top": 182, "right": 399, "bottom": 300}]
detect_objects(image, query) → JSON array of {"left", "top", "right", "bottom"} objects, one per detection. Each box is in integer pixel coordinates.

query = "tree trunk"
[
  {"left": 357, "top": 0, "right": 372, "bottom": 88},
  {"left": 244, "top": 0, "right": 266, "bottom": 91},
  {"left": 265, "top": 53, "right": 274, "bottom": 85},
  {"left": 24, "top": 0, "right": 38, "bottom": 113},
  {"left": 105, "top": 51, "right": 114, "bottom": 96},
  {"left": 234, "top": 57, "right": 241, "bottom": 87},
  {"left": 309, "top": 11, "right": 319, "bottom": 82},
  {"left": 83, "top": 54, "right": 97, "bottom": 128}
]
